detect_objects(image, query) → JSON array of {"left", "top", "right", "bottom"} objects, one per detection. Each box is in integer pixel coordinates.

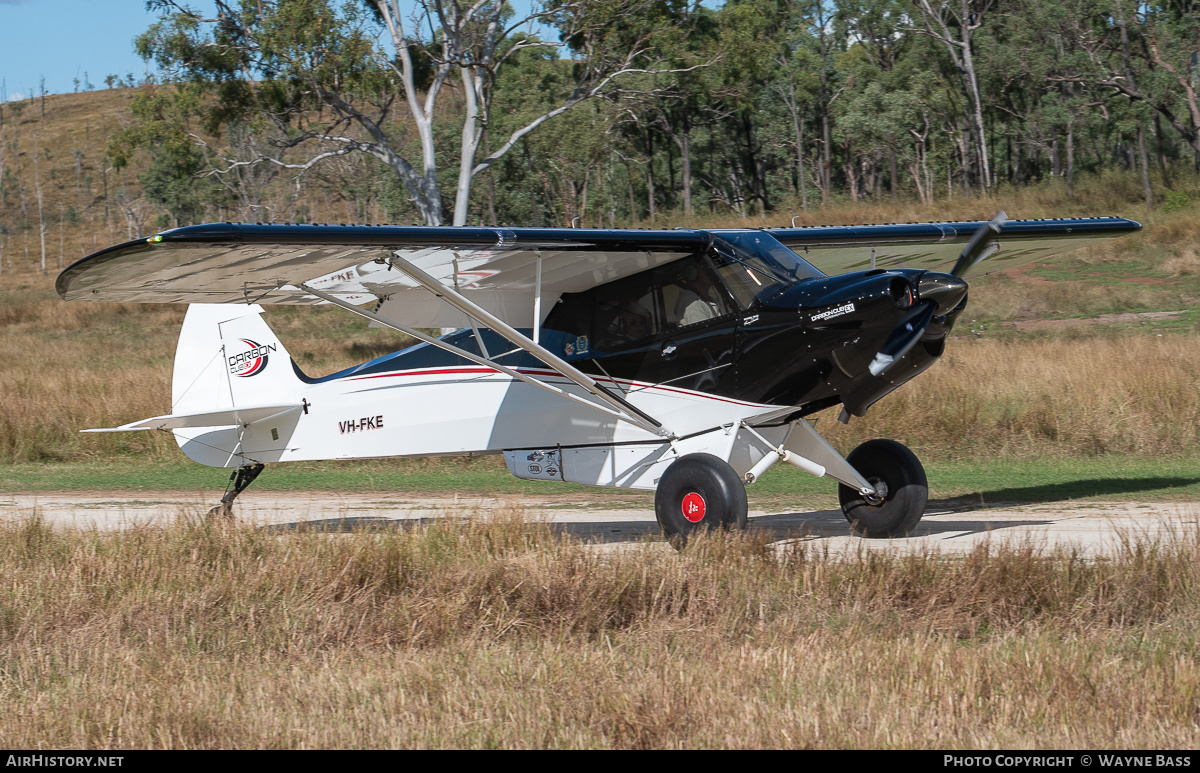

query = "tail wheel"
[
  {"left": 654, "top": 453, "right": 748, "bottom": 547},
  {"left": 838, "top": 439, "right": 928, "bottom": 538}
]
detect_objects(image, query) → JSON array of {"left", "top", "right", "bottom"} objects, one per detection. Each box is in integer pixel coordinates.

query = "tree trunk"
[
  {"left": 821, "top": 112, "right": 832, "bottom": 208},
  {"left": 628, "top": 161, "right": 638, "bottom": 225},
  {"left": 679, "top": 118, "right": 693, "bottom": 215},
  {"left": 889, "top": 148, "right": 897, "bottom": 200},
  {"left": 666, "top": 138, "right": 676, "bottom": 212},
  {"left": 958, "top": 128, "right": 972, "bottom": 198},
  {"left": 1154, "top": 113, "right": 1171, "bottom": 189},
  {"left": 646, "top": 129, "right": 656, "bottom": 222},
  {"left": 581, "top": 165, "right": 591, "bottom": 225},
  {"left": 741, "top": 113, "right": 768, "bottom": 213},
  {"left": 1138, "top": 125, "right": 1153, "bottom": 208},
  {"left": 1066, "top": 114, "right": 1075, "bottom": 201},
  {"left": 33, "top": 132, "right": 46, "bottom": 274},
  {"left": 484, "top": 125, "right": 497, "bottom": 226},
  {"left": 908, "top": 160, "right": 926, "bottom": 205},
  {"left": 787, "top": 80, "right": 807, "bottom": 211}
]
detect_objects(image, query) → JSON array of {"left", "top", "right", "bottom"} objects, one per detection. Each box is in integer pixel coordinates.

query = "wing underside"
[
  {"left": 767, "top": 217, "right": 1140, "bottom": 278},
  {"left": 56, "top": 218, "right": 1140, "bottom": 328}
]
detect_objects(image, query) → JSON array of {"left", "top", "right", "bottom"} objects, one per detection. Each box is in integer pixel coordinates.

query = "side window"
[
  {"left": 714, "top": 262, "right": 760, "bottom": 309},
  {"left": 543, "top": 252, "right": 738, "bottom": 355},
  {"left": 595, "top": 274, "right": 661, "bottom": 349}
]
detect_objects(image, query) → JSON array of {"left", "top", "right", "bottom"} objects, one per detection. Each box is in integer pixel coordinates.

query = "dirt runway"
[{"left": 3, "top": 491, "right": 1196, "bottom": 558}]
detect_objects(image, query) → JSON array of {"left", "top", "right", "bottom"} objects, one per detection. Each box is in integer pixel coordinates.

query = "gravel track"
[{"left": 4, "top": 491, "right": 1195, "bottom": 558}]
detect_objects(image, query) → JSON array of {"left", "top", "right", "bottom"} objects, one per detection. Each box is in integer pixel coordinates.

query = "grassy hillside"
[{"left": 0, "top": 89, "right": 146, "bottom": 274}]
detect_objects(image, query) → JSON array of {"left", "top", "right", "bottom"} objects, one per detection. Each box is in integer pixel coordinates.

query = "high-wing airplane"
[{"left": 56, "top": 213, "right": 1140, "bottom": 542}]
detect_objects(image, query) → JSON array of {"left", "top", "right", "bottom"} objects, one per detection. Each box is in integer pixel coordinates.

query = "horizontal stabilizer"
[{"left": 82, "top": 403, "right": 303, "bottom": 433}]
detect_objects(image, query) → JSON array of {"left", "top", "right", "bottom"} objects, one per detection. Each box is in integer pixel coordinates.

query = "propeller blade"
[
  {"left": 951, "top": 210, "right": 1009, "bottom": 277},
  {"left": 868, "top": 301, "right": 937, "bottom": 377}
]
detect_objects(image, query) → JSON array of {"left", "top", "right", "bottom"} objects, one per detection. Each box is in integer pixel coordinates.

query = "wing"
[
  {"left": 56, "top": 217, "right": 1141, "bottom": 328},
  {"left": 56, "top": 223, "right": 708, "bottom": 328},
  {"left": 763, "top": 217, "right": 1141, "bottom": 277}
]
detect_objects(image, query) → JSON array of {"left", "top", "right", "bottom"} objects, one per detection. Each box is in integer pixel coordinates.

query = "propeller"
[
  {"left": 951, "top": 210, "right": 1008, "bottom": 277},
  {"left": 868, "top": 212, "right": 1004, "bottom": 378}
]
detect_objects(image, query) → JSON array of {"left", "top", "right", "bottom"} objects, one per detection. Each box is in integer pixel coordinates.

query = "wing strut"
[
  {"left": 297, "top": 283, "right": 672, "bottom": 439},
  {"left": 382, "top": 252, "right": 667, "bottom": 434}
]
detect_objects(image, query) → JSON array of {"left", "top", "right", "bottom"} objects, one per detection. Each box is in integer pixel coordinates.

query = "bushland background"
[{"left": 4, "top": 0, "right": 1200, "bottom": 749}]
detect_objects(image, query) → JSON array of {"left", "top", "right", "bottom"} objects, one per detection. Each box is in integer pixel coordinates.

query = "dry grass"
[
  {"left": 4, "top": 275, "right": 1200, "bottom": 463},
  {"left": 818, "top": 334, "right": 1200, "bottom": 459},
  {"left": 1162, "top": 249, "right": 1200, "bottom": 277},
  {"left": 0, "top": 283, "right": 414, "bottom": 463},
  {"left": 4, "top": 170, "right": 1200, "bottom": 463},
  {"left": 1, "top": 509, "right": 1198, "bottom": 748}
]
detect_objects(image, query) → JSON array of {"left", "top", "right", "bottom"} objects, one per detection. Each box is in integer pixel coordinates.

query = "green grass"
[
  {"left": 5, "top": 454, "right": 1200, "bottom": 513},
  {"left": 754, "top": 454, "right": 1200, "bottom": 511}
]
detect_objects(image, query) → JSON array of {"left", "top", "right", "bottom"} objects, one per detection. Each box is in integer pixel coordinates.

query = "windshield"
[{"left": 708, "top": 230, "right": 824, "bottom": 302}]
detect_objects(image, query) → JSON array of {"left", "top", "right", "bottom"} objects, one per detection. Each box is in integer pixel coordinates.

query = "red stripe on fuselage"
[{"left": 345, "top": 365, "right": 767, "bottom": 408}]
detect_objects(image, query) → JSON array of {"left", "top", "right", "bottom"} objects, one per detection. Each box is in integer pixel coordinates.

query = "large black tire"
[
  {"left": 654, "top": 453, "right": 748, "bottom": 547},
  {"left": 838, "top": 439, "right": 928, "bottom": 538}
]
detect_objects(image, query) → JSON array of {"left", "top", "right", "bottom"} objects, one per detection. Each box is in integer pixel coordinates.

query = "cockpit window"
[
  {"left": 709, "top": 231, "right": 824, "bottom": 303},
  {"left": 543, "top": 253, "right": 735, "bottom": 356},
  {"left": 660, "top": 257, "right": 731, "bottom": 328}
]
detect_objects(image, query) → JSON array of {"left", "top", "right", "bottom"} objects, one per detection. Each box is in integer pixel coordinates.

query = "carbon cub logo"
[
  {"left": 228, "top": 339, "right": 277, "bottom": 377},
  {"left": 810, "top": 302, "right": 856, "bottom": 323}
]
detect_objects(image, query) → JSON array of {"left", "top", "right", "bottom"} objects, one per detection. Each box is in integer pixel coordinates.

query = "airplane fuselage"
[{"left": 548, "top": 259, "right": 969, "bottom": 422}]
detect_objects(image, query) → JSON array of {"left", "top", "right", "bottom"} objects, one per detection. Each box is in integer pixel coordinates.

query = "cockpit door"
[{"left": 542, "top": 253, "right": 741, "bottom": 396}]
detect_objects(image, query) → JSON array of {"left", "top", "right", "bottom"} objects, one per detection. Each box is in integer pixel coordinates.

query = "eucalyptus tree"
[
  {"left": 713, "top": 0, "right": 800, "bottom": 214},
  {"left": 600, "top": 2, "right": 720, "bottom": 218},
  {"left": 910, "top": 0, "right": 997, "bottom": 190},
  {"left": 132, "top": 0, "right": 705, "bottom": 226},
  {"left": 1015, "top": 0, "right": 1196, "bottom": 177},
  {"left": 992, "top": 0, "right": 1107, "bottom": 195},
  {"left": 1089, "top": 0, "right": 1200, "bottom": 161},
  {"left": 835, "top": 0, "right": 910, "bottom": 198}
]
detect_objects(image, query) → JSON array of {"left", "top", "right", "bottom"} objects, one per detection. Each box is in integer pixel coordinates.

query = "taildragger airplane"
[{"left": 56, "top": 213, "right": 1140, "bottom": 542}]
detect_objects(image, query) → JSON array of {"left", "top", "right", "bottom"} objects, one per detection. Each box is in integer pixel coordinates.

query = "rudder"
[
  {"left": 172, "top": 303, "right": 303, "bottom": 414},
  {"left": 171, "top": 304, "right": 306, "bottom": 467}
]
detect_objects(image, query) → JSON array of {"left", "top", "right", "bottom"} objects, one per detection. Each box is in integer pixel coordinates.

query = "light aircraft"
[{"left": 56, "top": 213, "right": 1140, "bottom": 541}]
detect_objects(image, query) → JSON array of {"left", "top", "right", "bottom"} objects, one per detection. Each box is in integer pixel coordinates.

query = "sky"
[
  {"left": 0, "top": 0, "right": 164, "bottom": 101},
  {"left": 0, "top": 0, "right": 566, "bottom": 103}
]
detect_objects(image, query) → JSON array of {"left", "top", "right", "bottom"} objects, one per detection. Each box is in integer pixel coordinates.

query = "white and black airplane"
[{"left": 56, "top": 213, "right": 1140, "bottom": 542}]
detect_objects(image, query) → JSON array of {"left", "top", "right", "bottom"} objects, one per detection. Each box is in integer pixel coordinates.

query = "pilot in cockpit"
[
  {"left": 617, "top": 303, "right": 652, "bottom": 340},
  {"left": 673, "top": 264, "right": 723, "bottom": 326}
]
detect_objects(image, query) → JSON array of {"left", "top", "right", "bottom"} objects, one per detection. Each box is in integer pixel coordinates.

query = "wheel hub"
[
  {"left": 864, "top": 479, "right": 888, "bottom": 506},
  {"left": 681, "top": 492, "right": 707, "bottom": 523}
]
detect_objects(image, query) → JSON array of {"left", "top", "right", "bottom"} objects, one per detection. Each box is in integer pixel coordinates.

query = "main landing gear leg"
[{"left": 208, "top": 463, "right": 265, "bottom": 520}]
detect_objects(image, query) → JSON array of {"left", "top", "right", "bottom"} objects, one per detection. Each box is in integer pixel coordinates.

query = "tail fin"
[
  {"left": 83, "top": 305, "right": 305, "bottom": 467},
  {"left": 168, "top": 304, "right": 306, "bottom": 467},
  {"left": 173, "top": 304, "right": 304, "bottom": 414}
]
